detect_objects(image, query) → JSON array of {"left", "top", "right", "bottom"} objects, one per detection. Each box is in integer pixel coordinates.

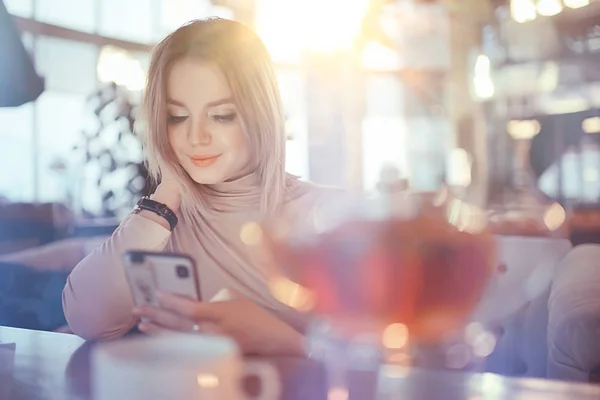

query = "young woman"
[{"left": 62, "top": 18, "right": 339, "bottom": 356}]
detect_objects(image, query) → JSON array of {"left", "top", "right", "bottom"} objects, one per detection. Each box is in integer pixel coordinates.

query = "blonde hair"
[{"left": 141, "top": 18, "right": 288, "bottom": 220}]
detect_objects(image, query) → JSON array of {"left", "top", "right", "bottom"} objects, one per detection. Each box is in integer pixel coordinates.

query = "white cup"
[
  {"left": 0, "top": 343, "right": 15, "bottom": 399},
  {"left": 92, "top": 333, "right": 280, "bottom": 400}
]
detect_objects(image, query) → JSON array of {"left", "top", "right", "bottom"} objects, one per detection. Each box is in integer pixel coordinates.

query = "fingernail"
[
  {"left": 138, "top": 323, "right": 147, "bottom": 331},
  {"left": 133, "top": 307, "right": 142, "bottom": 314}
]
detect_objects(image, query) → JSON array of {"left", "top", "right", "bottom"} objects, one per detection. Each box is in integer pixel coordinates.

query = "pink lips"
[{"left": 189, "top": 154, "right": 221, "bottom": 167}]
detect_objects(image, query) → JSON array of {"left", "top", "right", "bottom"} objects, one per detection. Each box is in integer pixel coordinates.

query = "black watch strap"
[{"left": 133, "top": 196, "right": 178, "bottom": 231}]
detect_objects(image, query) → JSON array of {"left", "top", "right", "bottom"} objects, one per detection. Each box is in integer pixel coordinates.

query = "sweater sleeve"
[{"left": 62, "top": 214, "right": 171, "bottom": 340}]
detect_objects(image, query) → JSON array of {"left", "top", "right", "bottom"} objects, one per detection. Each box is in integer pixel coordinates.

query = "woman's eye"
[
  {"left": 212, "top": 113, "right": 237, "bottom": 123},
  {"left": 167, "top": 115, "right": 188, "bottom": 124}
]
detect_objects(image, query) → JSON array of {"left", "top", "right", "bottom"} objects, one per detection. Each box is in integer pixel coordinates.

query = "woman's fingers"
[
  {"left": 134, "top": 299, "right": 226, "bottom": 334},
  {"left": 138, "top": 321, "right": 170, "bottom": 334},
  {"left": 196, "top": 321, "right": 224, "bottom": 336},
  {"left": 157, "top": 292, "right": 221, "bottom": 321},
  {"left": 138, "top": 320, "right": 223, "bottom": 336},
  {"left": 133, "top": 292, "right": 238, "bottom": 337},
  {"left": 134, "top": 306, "right": 195, "bottom": 331},
  {"left": 138, "top": 321, "right": 225, "bottom": 335}
]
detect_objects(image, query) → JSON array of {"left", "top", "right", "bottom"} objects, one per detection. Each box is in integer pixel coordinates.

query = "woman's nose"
[{"left": 188, "top": 122, "right": 211, "bottom": 146}]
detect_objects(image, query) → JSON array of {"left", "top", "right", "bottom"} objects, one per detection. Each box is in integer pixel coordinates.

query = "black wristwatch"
[{"left": 133, "top": 196, "right": 178, "bottom": 231}]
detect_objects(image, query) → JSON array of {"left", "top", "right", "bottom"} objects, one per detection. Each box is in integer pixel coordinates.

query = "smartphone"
[{"left": 123, "top": 250, "right": 201, "bottom": 308}]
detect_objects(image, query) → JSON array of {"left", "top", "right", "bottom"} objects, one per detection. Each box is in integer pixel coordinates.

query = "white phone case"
[{"left": 123, "top": 251, "right": 200, "bottom": 307}]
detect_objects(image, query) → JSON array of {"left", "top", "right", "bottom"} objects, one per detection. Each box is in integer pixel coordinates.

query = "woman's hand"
[
  {"left": 139, "top": 166, "right": 182, "bottom": 229},
  {"left": 133, "top": 293, "right": 305, "bottom": 357},
  {"left": 153, "top": 166, "right": 182, "bottom": 211}
]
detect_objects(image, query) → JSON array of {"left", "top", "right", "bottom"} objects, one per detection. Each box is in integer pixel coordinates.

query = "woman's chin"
[{"left": 187, "top": 170, "right": 227, "bottom": 185}]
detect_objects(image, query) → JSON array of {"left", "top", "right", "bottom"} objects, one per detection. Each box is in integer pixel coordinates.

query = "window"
[
  {"left": 3, "top": 0, "right": 34, "bottom": 18},
  {"left": 254, "top": 0, "right": 302, "bottom": 64},
  {"left": 362, "top": 42, "right": 401, "bottom": 72},
  {"left": 158, "top": 0, "right": 212, "bottom": 39},
  {"left": 35, "top": 92, "right": 87, "bottom": 203},
  {"left": 129, "top": 51, "right": 152, "bottom": 103},
  {"left": 409, "top": 153, "right": 446, "bottom": 191},
  {"left": 539, "top": 149, "right": 600, "bottom": 203},
  {"left": 406, "top": 118, "right": 451, "bottom": 190},
  {"left": 394, "top": 3, "right": 451, "bottom": 70},
  {"left": 97, "top": 46, "right": 147, "bottom": 93},
  {"left": 362, "top": 74, "right": 407, "bottom": 191},
  {"left": 33, "top": 36, "right": 98, "bottom": 203},
  {"left": 365, "top": 74, "right": 405, "bottom": 118},
  {"left": 277, "top": 69, "right": 309, "bottom": 178},
  {"left": 35, "top": 0, "right": 96, "bottom": 33},
  {"left": 99, "top": 0, "right": 155, "bottom": 44},
  {"left": 362, "top": 117, "right": 408, "bottom": 191},
  {"left": 35, "top": 36, "right": 98, "bottom": 95},
  {"left": 0, "top": 103, "right": 35, "bottom": 201}
]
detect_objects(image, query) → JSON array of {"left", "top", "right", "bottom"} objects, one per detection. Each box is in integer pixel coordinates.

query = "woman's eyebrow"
[
  {"left": 166, "top": 98, "right": 185, "bottom": 106},
  {"left": 205, "top": 97, "right": 235, "bottom": 107},
  {"left": 166, "top": 97, "right": 235, "bottom": 108}
]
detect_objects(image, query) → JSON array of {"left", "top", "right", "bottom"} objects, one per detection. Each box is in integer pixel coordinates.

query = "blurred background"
[{"left": 1, "top": 0, "right": 600, "bottom": 251}]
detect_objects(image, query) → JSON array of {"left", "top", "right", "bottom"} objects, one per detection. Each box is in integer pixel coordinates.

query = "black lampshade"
[{"left": 0, "top": 0, "right": 44, "bottom": 107}]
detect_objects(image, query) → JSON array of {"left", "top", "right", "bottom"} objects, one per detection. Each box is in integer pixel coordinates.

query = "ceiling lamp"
[
  {"left": 511, "top": 0, "right": 537, "bottom": 23},
  {"left": 563, "top": 0, "right": 590, "bottom": 8},
  {"left": 256, "top": 0, "right": 369, "bottom": 55},
  {"left": 536, "top": 0, "right": 563, "bottom": 16},
  {"left": 507, "top": 120, "right": 541, "bottom": 140},
  {"left": 583, "top": 117, "right": 600, "bottom": 134},
  {"left": 97, "top": 46, "right": 145, "bottom": 91},
  {"left": 472, "top": 54, "right": 495, "bottom": 100}
]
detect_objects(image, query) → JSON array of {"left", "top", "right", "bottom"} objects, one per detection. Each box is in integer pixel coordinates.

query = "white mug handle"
[{"left": 241, "top": 361, "right": 281, "bottom": 400}]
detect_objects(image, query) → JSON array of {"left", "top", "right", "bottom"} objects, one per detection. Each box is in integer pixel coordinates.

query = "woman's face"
[{"left": 166, "top": 58, "right": 251, "bottom": 184}]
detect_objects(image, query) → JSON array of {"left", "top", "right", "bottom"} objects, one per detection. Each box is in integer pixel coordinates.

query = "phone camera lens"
[
  {"left": 130, "top": 253, "right": 145, "bottom": 264},
  {"left": 176, "top": 265, "right": 189, "bottom": 278}
]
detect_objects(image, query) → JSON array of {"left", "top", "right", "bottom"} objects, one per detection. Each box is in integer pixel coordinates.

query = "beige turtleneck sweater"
[{"left": 62, "top": 174, "right": 339, "bottom": 340}]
